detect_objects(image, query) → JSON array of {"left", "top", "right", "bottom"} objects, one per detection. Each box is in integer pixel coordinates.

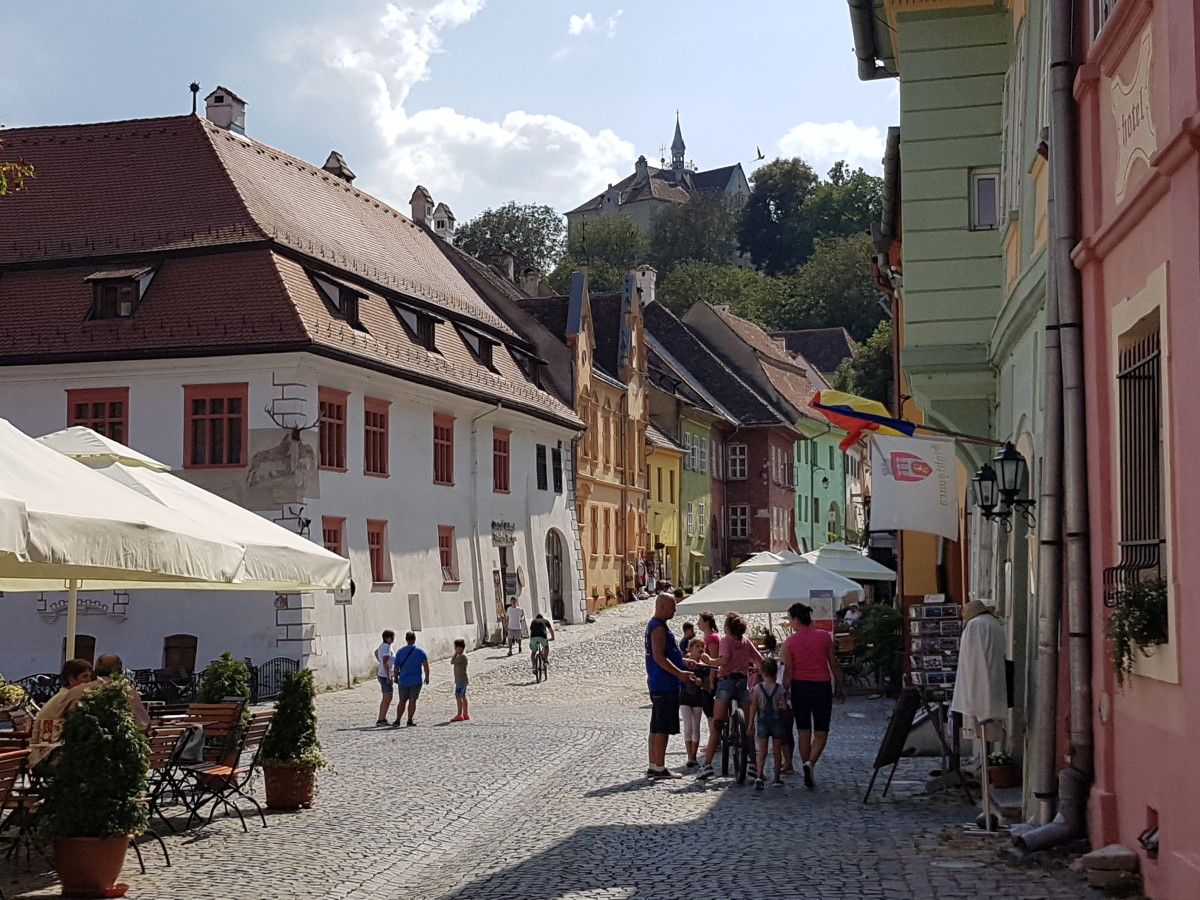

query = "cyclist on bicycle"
[
  {"left": 696, "top": 612, "right": 762, "bottom": 781},
  {"left": 529, "top": 613, "right": 554, "bottom": 673}
]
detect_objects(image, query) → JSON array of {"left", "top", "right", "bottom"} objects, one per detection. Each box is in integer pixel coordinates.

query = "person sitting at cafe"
[
  {"left": 61, "top": 653, "right": 152, "bottom": 729},
  {"left": 28, "top": 658, "right": 93, "bottom": 768}
]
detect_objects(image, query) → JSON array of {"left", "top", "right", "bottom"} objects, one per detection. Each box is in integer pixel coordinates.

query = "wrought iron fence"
[{"left": 250, "top": 657, "right": 299, "bottom": 704}]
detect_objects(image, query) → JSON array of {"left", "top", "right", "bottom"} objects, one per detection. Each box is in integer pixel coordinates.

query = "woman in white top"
[{"left": 374, "top": 630, "right": 395, "bottom": 726}]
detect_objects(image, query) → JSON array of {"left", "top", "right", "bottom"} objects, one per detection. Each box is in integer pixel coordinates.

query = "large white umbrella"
[
  {"left": 676, "top": 551, "right": 862, "bottom": 617},
  {"left": 802, "top": 541, "right": 897, "bottom": 582},
  {"left": 39, "top": 427, "right": 349, "bottom": 594},
  {"left": 0, "top": 418, "right": 251, "bottom": 656}
]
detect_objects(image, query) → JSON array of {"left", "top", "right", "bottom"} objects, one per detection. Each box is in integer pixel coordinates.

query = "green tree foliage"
[
  {"left": 549, "top": 215, "right": 649, "bottom": 294},
  {"left": 454, "top": 202, "right": 566, "bottom": 274},
  {"left": 197, "top": 651, "right": 250, "bottom": 703},
  {"left": 833, "top": 319, "right": 893, "bottom": 404},
  {"left": 262, "top": 668, "right": 326, "bottom": 771},
  {"left": 648, "top": 192, "right": 739, "bottom": 274},
  {"left": 766, "top": 233, "right": 884, "bottom": 340},
  {"left": 738, "top": 158, "right": 882, "bottom": 275},
  {"left": 42, "top": 677, "right": 149, "bottom": 838},
  {"left": 658, "top": 262, "right": 787, "bottom": 322}
]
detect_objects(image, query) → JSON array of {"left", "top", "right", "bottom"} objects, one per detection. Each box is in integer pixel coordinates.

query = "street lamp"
[
  {"left": 970, "top": 443, "right": 1035, "bottom": 530},
  {"left": 992, "top": 442, "right": 1028, "bottom": 507},
  {"left": 970, "top": 463, "right": 999, "bottom": 517}
]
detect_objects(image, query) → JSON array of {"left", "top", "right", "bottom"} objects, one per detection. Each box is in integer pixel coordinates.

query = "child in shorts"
[
  {"left": 451, "top": 638, "right": 470, "bottom": 722},
  {"left": 747, "top": 657, "right": 786, "bottom": 790}
]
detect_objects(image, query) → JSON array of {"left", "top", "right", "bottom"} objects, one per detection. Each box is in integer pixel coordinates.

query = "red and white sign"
[{"left": 869, "top": 436, "right": 959, "bottom": 540}]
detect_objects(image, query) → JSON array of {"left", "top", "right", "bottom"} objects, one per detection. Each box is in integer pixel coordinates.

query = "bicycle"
[
  {"left": 531, "top": 644, "right": 549, "bottom": 683},
  {"left": 720, "top": 702, "right": 751, "bottom": 784}
]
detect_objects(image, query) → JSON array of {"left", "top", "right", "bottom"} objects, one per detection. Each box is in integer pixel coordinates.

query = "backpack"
[{"left": 757, "top": 683, "right": 780, "bottom": 731}]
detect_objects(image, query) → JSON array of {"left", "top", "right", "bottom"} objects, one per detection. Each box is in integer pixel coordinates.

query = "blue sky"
[{"left": 1, "top": 0, "right": 897, "bottom": 220}]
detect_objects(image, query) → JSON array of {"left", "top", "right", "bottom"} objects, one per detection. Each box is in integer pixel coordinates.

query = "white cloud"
[
  {"left": 777, "top": 121, "right": 886, "bottom": 174},
  {"left": 567, "top": 12, "right": 595, "bottom": 36},
  {"left": 280, "top": 1, "right": 634, "bottom": 217},
  {"left": 606, "top": 9, "right": 623, "bottom": 37}
]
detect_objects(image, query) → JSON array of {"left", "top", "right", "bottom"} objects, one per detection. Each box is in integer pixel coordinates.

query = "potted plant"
[
  {"left": 41, "top": 677, "right": 148, "bottom": 897},
  {"left": 0, "top": 675, "right": 27, "bottom": 709},
  {"left": 852, "top": 605, "right": 903, "bottom": 695},
  {"left": 261, "top": 668, "right": 326, "bottom": 810},
  {"left": 197, "top": 652, "right": 252, "bottom": 766},
  {"left": 987, "top": 751, "right": 1020, "bottom": 789},
  {"left": 1107, "top": 578, "right": 1169, "bottom": 686}
]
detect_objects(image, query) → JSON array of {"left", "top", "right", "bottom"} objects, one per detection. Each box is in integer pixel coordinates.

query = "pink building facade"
[{"left": 1075, "top": 1, "right": 1200, "bottom": 894}]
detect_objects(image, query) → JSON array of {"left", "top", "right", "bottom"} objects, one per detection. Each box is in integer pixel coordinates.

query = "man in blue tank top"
[{"left": 645, "top": 592, "right": 700, "bottom": 779}]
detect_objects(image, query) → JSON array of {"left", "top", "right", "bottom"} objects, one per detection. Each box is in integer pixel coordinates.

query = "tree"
[
  {"left": 658, "top": 262, "right": 788, "bottom": 323},
  {"left": 548, "top": 215, "right": 649, "bottom": 294},
  {"left": 737, "top": 158, "right": 882, "bottom": 275},
  {"left": 833, "top": 319, "right": 893, "bottom": 405},
  {"left": 766, "top": 233, "right": 885, "bottom": 340},
  {"left": 648, "top": 192, "right": 739, "bottom": 274},
  {"left": 454, "top": 202, "right": 566, "bottom": 274}
]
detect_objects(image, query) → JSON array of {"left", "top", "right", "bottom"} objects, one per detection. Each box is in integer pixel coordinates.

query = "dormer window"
[
  {"left": 457, "top": 325, "right": 498, "bottom": 372},
  {"left": 436, "top": 219, "right": 446, "bottom": 230},
  {"left": 393, "top": 301, "right": 440, "bottom": 352},
  {"left": 512, "top": 349, "right": 545, "bottom": 389},
  {"left": 310, "top": 271, "right": 367, "bottom": 331},
  {"left": 85, "top": 267, "right": 155, "bottom": 320}
]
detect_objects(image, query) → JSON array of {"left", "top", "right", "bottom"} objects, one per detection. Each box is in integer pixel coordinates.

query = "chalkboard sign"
[{"left": 863, "top": 687, "right": 922, "bottom": 803}]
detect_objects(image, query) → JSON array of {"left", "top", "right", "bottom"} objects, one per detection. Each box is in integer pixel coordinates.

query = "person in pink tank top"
[
  {"left": 780, "top": 602, "right": 846, "bottom": 789},
  {"left": 694, "top": 612, "right": 762, "bottom": 781}
]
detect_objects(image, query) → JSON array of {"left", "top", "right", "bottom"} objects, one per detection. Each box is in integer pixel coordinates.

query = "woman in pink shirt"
[
  {"left": 780, "top": 601, "right": 846, "bottom": 789},
  {"left": 696, "top": 612, "right": 762, "bottom": 781}
]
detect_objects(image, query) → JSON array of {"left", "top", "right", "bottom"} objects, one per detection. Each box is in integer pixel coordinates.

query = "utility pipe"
[
  {"left": 470, "top": 401, "right": 503, "bottom": 643},
  {"left": 847, "top": 0, "right": 893, "bottom": 81}
]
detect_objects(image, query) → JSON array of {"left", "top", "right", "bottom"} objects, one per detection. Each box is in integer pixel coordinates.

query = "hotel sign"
[{"left": 1110, "top": 28, "right": 1157, "bottom": 203}]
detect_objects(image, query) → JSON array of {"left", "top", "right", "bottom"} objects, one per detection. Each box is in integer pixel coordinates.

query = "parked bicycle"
[{"left": 720, "top": 701, "right": 751, "bottom": 784}]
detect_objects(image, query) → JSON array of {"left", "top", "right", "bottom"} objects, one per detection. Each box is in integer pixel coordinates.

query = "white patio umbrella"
[
  {"left": 802, "top": 541, "right": 897, "bottom": 582},
  {"left": 0, "top": 418, "right": 250, "bottom": 656},
  {"left": 39, "top": 427, "right": 350, "bottom": 594},
  {"left": 676, "top": 551, "right": 862, "bottom": 617}
]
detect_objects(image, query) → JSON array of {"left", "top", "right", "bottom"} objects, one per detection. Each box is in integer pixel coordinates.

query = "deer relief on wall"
[{"left": 245, "top": 380, "right": 320, "bottom": 507}]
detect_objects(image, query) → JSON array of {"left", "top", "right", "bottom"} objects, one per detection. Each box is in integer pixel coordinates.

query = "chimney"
[
  {"left": 493, "top": 250, "right": 515, "bottom": 283},
  {"left": 409, "top": 185, "right": 434, "bottom": 226},
  {"left": 634, "top": 154, "right": 649, "bottom": 184},
  {"left": 519, "top": 266, "right": 541, "bottom": 296},
  {"left": 322, "top": 151, "right": 356, "bottom": 183},
  {"left": 205, "top": 86, "right": 247, "bottom": 134},
  {"left": 432, "top": 202, "right": 456, "bottom": 243},
  {"left": 634, "top": 264, "right": 657, "bottom": 307}
]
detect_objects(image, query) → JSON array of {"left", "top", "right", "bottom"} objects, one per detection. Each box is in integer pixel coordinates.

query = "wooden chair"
[
  {"left": 181, "top": 710, "right": 274, "bottom": 832},
  {"left": 144, "top": 725, "right": 188, "bottom": 835},
  {"left": 0, "top": 749, "right": 33, "bottom": 884},
  {"left": 181, "top": 701, "right": 245, "bottom": 762}
]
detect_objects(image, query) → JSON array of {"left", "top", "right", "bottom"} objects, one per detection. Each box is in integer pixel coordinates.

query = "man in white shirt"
[
  {"left": 505, "top": 597, "right": 527, "bottom": 657},
  {"left": 374, "top": 630, "right": 395, "bottom": 726}
]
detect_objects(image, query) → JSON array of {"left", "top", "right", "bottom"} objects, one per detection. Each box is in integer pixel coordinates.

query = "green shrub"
[
  {"left": 0, "top": 675, "right": 27, "bottom": 708},
  {"left": 41, "top": 677, "right": 148, "bottom": 838},
  {"left": 1107, "top": 578, "right": 1169, "bottom": 686},
  {"left": 852, "top": 605, "right": 902, "bottom": 683},
  {"left": 197, "top": 652, "right": 250, "bottom": 703},
  {"left": 261, "top": 669, "right": 326, "bottom": 772}
]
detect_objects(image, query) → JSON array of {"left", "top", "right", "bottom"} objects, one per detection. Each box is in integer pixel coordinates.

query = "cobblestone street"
[{"left": 6, "top": 604, "right": 1092, "bottom": 899}]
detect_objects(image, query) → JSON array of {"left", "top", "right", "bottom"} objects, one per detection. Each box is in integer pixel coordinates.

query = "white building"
[{"left": 0, "top": 96, "right": 584, "bottom": 686}]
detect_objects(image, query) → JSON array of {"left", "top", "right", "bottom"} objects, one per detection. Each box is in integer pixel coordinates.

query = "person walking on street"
[
  {"left": 374, "top": 630, "right": 395, "bottom": 726},
  {"left": 392, "top": 631, "right": 430, "bottom": 727},
  {"left": 780, "top": 602, "right": 846, "bottom": 788},
  {"left": 450, "top": 638, "right": 469, "bottom": 722},
  {"left": 645, "top": 592, "right": 700, "bottom": 779},
  {"left": 696, "top": 613, "right": 762, "bottom": 781},
  {"left": 505, "top": 597, "right": 527, "bottom": 656},
  {"left": 747, "top": 657, "right": 786, "bottom": 790}
]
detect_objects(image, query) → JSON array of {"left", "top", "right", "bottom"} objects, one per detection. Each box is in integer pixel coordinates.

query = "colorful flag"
[
  {"left": 810, "top": 390, "right": 917, "bottom": 451},
  {"left": 870, "top": 435, "right": 960, "bottom": 539}
]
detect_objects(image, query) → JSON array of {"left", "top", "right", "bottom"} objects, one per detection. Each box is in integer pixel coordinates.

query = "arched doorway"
[{"left": 546, "top": 530, "right": 565, "bottom": 620}]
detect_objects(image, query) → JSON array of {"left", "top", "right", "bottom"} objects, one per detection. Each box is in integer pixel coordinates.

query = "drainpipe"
[
  {"left": 470, "top": 401, "right": 502, "bottom": 643},
  {"left": 847, "top": 0, "right": 893, "bottom": 81},
  {"left": 721, "top": 425, "right": 742, "bottom": 570},
  {"left": 1016, "top": 0, "right": 1092, "bottom": 851},
  {"left": 808, "top": 423, "right": 833, "bottom": 549}
]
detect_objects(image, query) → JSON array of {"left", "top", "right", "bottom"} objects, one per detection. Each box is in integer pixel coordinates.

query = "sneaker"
[
  {"left": 507, "top": 649, "right": 512, "bottom": 657},
  {"left": 407, "top": 720, "right": 416, "bottom": 727},
  {"left": 391, "top": 720, "right": 402, "bottom": 728},
  {"left": 696, "top": 764, "right": 715, "bottom": 781},
  {"left": 772, "top": 777, "right": 785, "bottom": 788},
  {"left": 374, "top": 719, "right": 388, "bottom": 726},
  {"left": 755, "top": 778, "right": 765, "bottom": 791},
  {"left": 803, "top": 763, "right": 815, "bottom": 789},
  {"left": 646, "top": 767, "right": 682, "bottom": 780},
  {"left": 685, "top": 759, "right": 698, "bottom": 770}
]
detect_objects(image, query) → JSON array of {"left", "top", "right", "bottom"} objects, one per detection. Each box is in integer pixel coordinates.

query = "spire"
[{"left": 671, "top": 111, "right": 686, "bottom": 171}]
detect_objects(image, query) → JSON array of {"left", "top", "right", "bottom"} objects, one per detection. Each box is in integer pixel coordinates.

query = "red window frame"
[
  {"left": 183, "top": 383, "right": 248, "bottom": 469},
  {"left": 438, "top": 525, "right": 458, "bottom": 583},
  {"left": 433, "top": 414, "right": 455, "bottom": 485},
  {"left": 364, "top": 397, "right": 390, "bottom": 477},
  {"left": 493, "top": 428, "right": 510, "bottom": 493},
  {"left": 67, "top": 387, "right": 129, "bottom": 442},
  {"left": 321, "top": 516, "right": 346, "bottom": 556},
  {"left": 367, "top": 519, "right": 390, "bottom": 584},
  {"left": 590, "top": 506, "right": 598, "bottom": 555},
  {"left": 318, "top": 387, "right": 348, "bottom": 471}
]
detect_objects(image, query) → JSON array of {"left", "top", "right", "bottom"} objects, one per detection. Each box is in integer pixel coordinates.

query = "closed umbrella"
[{"left": 802, "top": 541, "right": 897, "bottom": 582}]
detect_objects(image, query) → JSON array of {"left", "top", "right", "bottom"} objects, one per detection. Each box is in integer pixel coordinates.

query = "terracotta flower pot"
[
  {"left": 54, "top": 835, "right": 130, "bottom": 898},
  {"left": 988, "top": 764, "right": 1020, "bottom": 790},
  {"left": 264, "top": 764, "right": 316, "bottom": 810}
]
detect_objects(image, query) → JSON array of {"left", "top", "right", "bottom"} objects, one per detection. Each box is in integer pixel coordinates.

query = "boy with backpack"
[{"left": 746, "top": 657, "right": 787, "bottom": 790}]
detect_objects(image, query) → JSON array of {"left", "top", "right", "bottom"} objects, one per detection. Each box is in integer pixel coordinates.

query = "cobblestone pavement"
[{"left": 5, "top": 603, "right": 1093, "bottom": 899}]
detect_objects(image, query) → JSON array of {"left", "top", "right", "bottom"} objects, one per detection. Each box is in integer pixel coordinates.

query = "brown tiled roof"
[
  {"left": 645, "top": 422, "right": 685, "bottom": 452},
  {"left": 707, "top": 305, "right": 821, "bottom": 412},
  {"left": 567, "top": 166, "right": 701, "bottom": 215},
  {"left": 0, "top": 115, "right": 513, "bottom": 336},
  {"left": 769, "top": 328, "right": 856, "bottom": 375}
]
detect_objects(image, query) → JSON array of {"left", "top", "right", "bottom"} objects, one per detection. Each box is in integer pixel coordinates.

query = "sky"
[{"left": 1, "top": 0, "right": 898, "bottom": 221}]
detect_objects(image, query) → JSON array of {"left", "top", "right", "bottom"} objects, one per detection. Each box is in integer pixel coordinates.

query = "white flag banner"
[{"left": 870, "top": 435, "right": 959, "bottom": 539}]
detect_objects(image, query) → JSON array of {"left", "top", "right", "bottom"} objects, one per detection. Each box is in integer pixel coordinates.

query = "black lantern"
[
  {"left": 993, "top": 442, "right": 1028, "bottom": 505},
  {"left": 970, "top": 463, "right": 1000, "bottom": 515}
]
